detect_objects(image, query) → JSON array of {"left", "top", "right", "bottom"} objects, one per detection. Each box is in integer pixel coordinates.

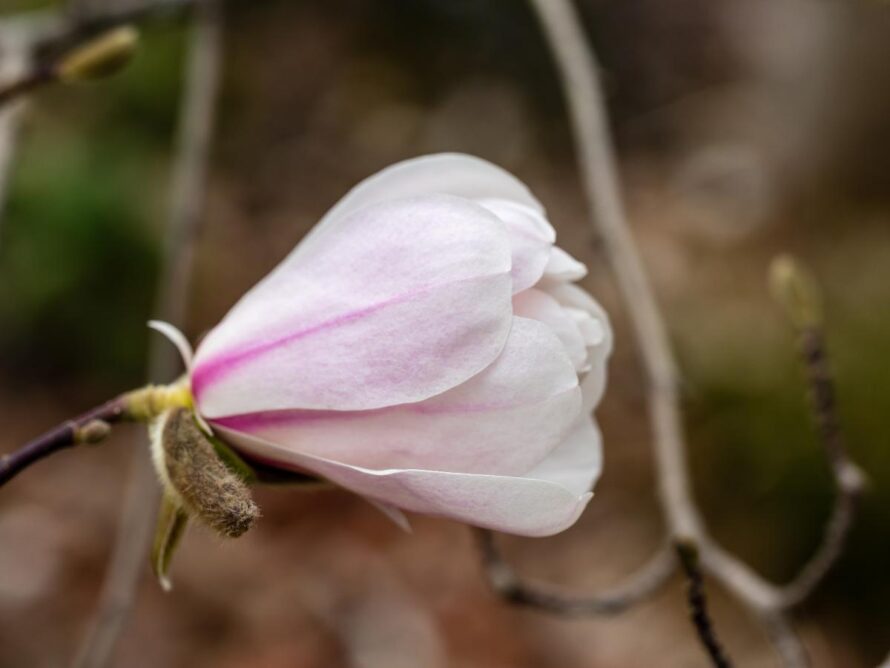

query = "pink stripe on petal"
[
  {"left": 192, "top": 196, "right": 514, "bottom": 415},
  {"left": 208, "top": 318, "right": 581, "bottom": 477}
]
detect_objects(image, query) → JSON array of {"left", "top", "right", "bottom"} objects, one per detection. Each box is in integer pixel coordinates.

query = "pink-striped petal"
[
  {"left": 192, "top": 196, "right": 513, "bottom": 416},
  {"left": 210, "top": 318, "right": 581, "bottom": 476}
]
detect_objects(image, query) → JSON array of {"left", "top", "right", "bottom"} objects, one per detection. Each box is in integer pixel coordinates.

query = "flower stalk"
[{"left": 0, "top": 383, "right": 190, "bottom": 487}]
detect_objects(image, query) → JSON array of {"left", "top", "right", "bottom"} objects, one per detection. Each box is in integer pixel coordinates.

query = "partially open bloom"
[{"left": 159, "top": 154, "right": 611, "bottom": 537}]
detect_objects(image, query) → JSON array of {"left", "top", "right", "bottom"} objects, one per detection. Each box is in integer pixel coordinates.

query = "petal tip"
[{"left": 148, "top": 320, "right": 194, "bottom": 371}]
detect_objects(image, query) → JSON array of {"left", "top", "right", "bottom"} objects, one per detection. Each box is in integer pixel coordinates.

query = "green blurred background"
[{"left": 0, "top": 1, "right": 888, "bottom": 666}]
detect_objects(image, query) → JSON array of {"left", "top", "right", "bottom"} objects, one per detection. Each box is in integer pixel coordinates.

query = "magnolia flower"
[{"left": 156, "top": 154, "right": 611, "bottom": 537}]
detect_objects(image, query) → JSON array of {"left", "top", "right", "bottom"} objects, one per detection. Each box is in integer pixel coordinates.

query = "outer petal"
[
  {"left": 512, "top": 289, "right": 588, "bottom": 371},
  {"left": 477, "top": 199, "right": 555, "bottom": 293},
  {"left": 524, "top": 416, "right": 602, "bottom": 495},
  {"left": 210, "top": 317, "right": 581, "bottom": 476},
  {"left": 302, "top": 153, "right": 544, "bottom": 250},
  {"left": 215, "top": 425, "right": 593, "bottom": 537},
  {"left": 193, "top": 196, "right": 513, "bottom": 416}
]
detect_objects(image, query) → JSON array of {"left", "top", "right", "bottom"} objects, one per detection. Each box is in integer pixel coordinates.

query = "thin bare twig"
[
  {"left": 73, "top": 2, "right": 223, "bottom": 667},
  {"left": 476, "top": 529, "right": 675, "bottom": 616},
  {"left": 0, "top": 22, "right": 32, "bottom": 245}
]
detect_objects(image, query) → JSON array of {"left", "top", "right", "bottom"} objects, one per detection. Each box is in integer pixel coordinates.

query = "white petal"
[
  {"left": 215, "top": 425, "right": 593, "bottom": 537},
  {"left": 545, "top": 283, "right": 613, "bottom": 410},
  {"left": 192, "top": 196, "right": 513, "bottom": 416},
  {"left": 513, "top": 289, "right": 588, "bottom": 371},
  {"left": 543, "top": 247, "right": 588, "bottom": 282},
  {"left": 300, "top": 153, "right": 544, "bottom": 254},
  {"left": 524, "top": 416, "right": 602, "bottom": 495},
  {"left": 366, "top": 499, "right": 412, "bottom": 532},
  {"left": 477, "top": 198, "right": 555, "bottom": 293},
  {"left": 545, "top": 282, "right": 613, "bottom": 353}
]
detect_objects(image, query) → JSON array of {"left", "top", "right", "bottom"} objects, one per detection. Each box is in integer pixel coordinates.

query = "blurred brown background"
[{"left": 1, "top": 0, "right": 889, "bottom": 666}]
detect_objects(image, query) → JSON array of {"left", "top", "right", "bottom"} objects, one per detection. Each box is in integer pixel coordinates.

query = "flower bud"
[
  {"left": 56, "top": 26, "right": 139, "bottom": 84},
  {"left": 151, "top": 408, "right": 259, "bottom": 539},
  {"left": 152, "top": 154, "right": 614, "bottom": 537}
]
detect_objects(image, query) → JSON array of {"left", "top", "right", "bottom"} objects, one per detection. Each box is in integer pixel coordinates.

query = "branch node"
[{"left": 75, "top": 419, "right": 112, "bottom": 445}]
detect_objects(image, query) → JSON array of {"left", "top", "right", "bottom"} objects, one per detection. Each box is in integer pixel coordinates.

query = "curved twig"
[{"left": 476, "top": 529, "right": 676, "bottom": 616}]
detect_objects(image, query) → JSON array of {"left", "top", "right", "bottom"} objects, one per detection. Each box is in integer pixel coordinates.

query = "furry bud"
[{"left": 151, "top": 408, "right": 259, "bottom": 538}]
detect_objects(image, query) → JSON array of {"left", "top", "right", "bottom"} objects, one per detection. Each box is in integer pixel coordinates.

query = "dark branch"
[
  {"left": 0, "top": 65, "right": 53, "bottom": 107},
  {"left": 476, "top": 528, "right": 676, "bottom": 616},
  {"left": 675, "top": 540, "right": 733, "bottom": 668},
  {"left": 0, "top": 396, "right": 127, "bottom": 486}
]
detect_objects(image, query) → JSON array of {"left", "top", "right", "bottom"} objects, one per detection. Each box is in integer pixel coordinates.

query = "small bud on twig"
[
  {"left": 74, "top": 419, "right": 112, "bottom": 445},
  {"left": 769, "top": 255, "right": 823, "bottom": 330},
  {"left": 56, "top": 26, "right": 140, "bottom": 84}
]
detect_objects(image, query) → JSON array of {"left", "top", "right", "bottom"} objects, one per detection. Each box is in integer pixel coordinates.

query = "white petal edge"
[
  {"left": 300, "top": 153, "right": 545, "bottom": 253},
  {"left": 148, "top": 320, "right": 194, "bottom": 370},
  {"left": 543, "top": 247, "right": 588, "bottom": 282},
  {"left": 367, "top": 499, "right": 413, "bottom": 533}
]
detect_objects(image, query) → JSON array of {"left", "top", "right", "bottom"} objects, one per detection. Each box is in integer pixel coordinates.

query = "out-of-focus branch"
[
  {"left": 0, "top": 22, "right": 32, "bottom": 245},
  {"left": 0, "top": 25, "right": 140, "bottom": 109},
  {"left": 764, "top": 257, "right": 865, "bottom": 611},
  {"left": 73, "top": 2, "right": 223, "bottom": 667},
  {"left": 773, "top": 325, "right": 864, "bottom": 607},
  {"left": 675, "top": 540, "right": 733, "bottom": 668},
  {"left": 490, "top": 1, "right": 867, "bottom": 665},
  {"left": 476, "top": 529, "right": 675, "bottom": 616}
]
